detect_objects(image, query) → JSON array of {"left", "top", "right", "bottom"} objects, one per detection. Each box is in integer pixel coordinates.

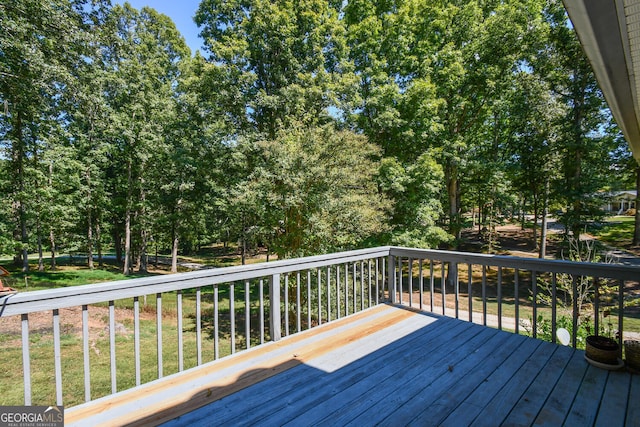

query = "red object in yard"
[{"left": 0, "top": 265, "right": 17, "bottom": 296}]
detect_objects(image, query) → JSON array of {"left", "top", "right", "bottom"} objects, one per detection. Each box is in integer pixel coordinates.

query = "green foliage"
[
  {"left": 378, "top": 154, "right": 451, "bottom": 248},
  {"left": 231, "top": 123, "right": 390, "bottom": 259},
  {"left": 0, "top": 0, "right": 631, "bottom": 271},
  {"left": 521, "top": 314, "right": 592, "bottom": 349}
]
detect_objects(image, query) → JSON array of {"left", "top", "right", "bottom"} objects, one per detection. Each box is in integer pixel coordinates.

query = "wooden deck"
[{"left": 66, "top": 304, "right": 639, "bottom": 427}]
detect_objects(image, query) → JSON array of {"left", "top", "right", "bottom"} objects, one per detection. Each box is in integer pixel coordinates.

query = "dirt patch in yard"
[{"left": 0, "top": 305, "right": 156, "bottom": 347}]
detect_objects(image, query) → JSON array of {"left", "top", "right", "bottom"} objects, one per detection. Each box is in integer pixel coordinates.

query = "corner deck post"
[
  {"left": 388, "top": 254, "right": 396, "bottom": 304},
  {"left": 270, "top": 273, "right": 282, "bottom": 341}
]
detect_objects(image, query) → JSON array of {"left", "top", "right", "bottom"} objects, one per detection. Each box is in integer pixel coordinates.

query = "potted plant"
[
  {"left": 625, "top": 340, "right": 640, "bottom": 373},
  {"left": 585, "top": 309, "right": 621, "bottom": 366}
]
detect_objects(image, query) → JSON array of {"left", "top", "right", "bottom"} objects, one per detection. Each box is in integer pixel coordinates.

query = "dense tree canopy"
[{"left": 0, "top": 0, "right": 631, "bottom": 272}]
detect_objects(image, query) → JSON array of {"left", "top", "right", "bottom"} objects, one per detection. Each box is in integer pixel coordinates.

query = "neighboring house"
[{"left": 602, "top": 190, "right": 637, "bottom": 214}]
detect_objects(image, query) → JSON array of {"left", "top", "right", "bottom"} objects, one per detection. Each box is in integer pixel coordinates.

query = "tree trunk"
[
  {"left": 446, "top": 161, "right": 461, "bottom": 244},
  {"left": 114, "top": 227, "right": 123, "bottom": 264},
  {"left": 532, "top": 194, "right": 539, "bottom": 250},
  {"left": 138, "top": 178, "right": 147, "bottom": 273},
  {"left": 539, "top": 177, "right": 550, "bottom": 258},
  {"left": 96, "top": 222, "right": 103, "bottom": 267},
  {"left": 171, "top": 228, "right": 179, "bottom": 273},
  {"left": 124, "top": 160, "right": 132, "bottom": 275},
  {"left": 124, "top": 211, "right": 131, "bottom": 275},
  {"left": 633, "top": 164, "right": 640, "bottom": 246},
  {"left": 87, "top": 209, "right": 94, "bottom": 270},
  {"left": 49, "top": 228, "right": 57, "bottom": 270},
  {"left": 86, "top": 169, "right": 94, "bottom": 269},
  {"left": 37, "top": 218, "right": 44, "bottom": 272}
]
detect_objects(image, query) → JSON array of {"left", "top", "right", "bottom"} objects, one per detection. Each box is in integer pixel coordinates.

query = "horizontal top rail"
[
  {"left": 389, "top": 247, "right": 640, "bottom": 281},
  {"left": 0, "top": 246, "right": 391, "bottom": 317},
  {"left": 2, "top": 245, "right": 639, "bottom": 318}
]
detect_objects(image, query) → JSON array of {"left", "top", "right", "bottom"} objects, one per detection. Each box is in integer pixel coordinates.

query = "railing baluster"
[
  {"left": 134, "top": 296, "right": 140, "bottom": 386},
  {"left": 82, "top": 305, "right": 90, "bottom": 401},
  {"left": 245, "top": 280, "right": 251, "bottom": 350},
  {"left": 360, "top": 261, "right": 364, "bottom": 311},
  {"left": 284, "top": 275, "right": 289, "bottom": 336},
  {"left": 482, "top": 266, "right": 487, "bottom": 326},
  {"left": 441, "top": 261, "right": 446, "bottom": 316},
  {"left": 53, "top": 309, "right": 62, "bottom": 405},
  {"left": 468, "top": 264, "right": 473, "bottom": 323},
  {"left": 22, "top": 313, "right": 31, "bottom": 405},
  {"left": 353, "top": 262, "right": 358, "bottom": 313},
  {"left": 177, "top": 291, "right": 183, "bottom": 371},
  {"left": 230, "top": 283, "right": 236, "bottom": 353},
  {"left": 398, "top": 257, "right": 403, "bottom": 305},
  {"left": 380, "top": 257, "right": 389, "bottom": 300},
  {"left": 260, "top": 279, "right": 265, "bottom": 344},
  {"left": 497, "top": 267, "right": 502, "bottom": 330},
  {"left": 571, "top": 276, "right": 577, "bottom": 347},
  {"left": 109, "top": 300, "right": 117, "bottom": 392},
  {"left": 156, "top": 294, "right": 163, "bottom": 378},
  {"left": 551, "top": 273, "right": 557, "bottom": 344},
  {"left": 326, "top": 266, "right": 331, "bottom": 322},
  {"left": 514, "top": 269, "right": 519, "bottom": 335},
  {"left": 429, "top": 260, "right": 434, "bottom": 312},
  {"left": 594, "top": 277, "right": 600, "bottom": 336},
  {"left": 375, "top": 258, "right": 380, "bottom": 305},
  {"left": 532, "top": 271, "right": 538, "bottom": 339},
  {"left": 618, "top": 279, "right": 624, "bottom": 352},
  {"left": 383, "top": 255, "right": 396, "bottom": 304},
  {"left": 419, "top": 259, "right": 424, "bottom": 311},
  {"left": 214, "top": 284, "right": 219, "bottom": 358},
  {"left": 408, "top": 258, "right": 413, "bottom": 308},
  {"left": 453, "top": 263, "right": 459, "bottom": 319},
  {"left": 317, "top": 269, "right": 322, "bottom": 325},
  {"left": 307, "top": 270, "right": 312, "bottom": 329},
  {"left": 296, "top": 271, "right": 301, "bottom": 333},
  {"left": 337, "top": 265, "right": 341, "bottom": 318},
  {"left": 196, "top": 287, "right": 202, "bottom": 366},
  {"left": 345, "top": 263, "right": 350, "bottom": 316},
  {"left": 368, "top": 260, "right": 372, "bottom": 308}
]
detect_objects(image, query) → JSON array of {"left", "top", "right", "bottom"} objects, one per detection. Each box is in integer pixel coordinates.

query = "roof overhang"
[{"left": 563, "top": 0, "right": 640, "bottom": 162}]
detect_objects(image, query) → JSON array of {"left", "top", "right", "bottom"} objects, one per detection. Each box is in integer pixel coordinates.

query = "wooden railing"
[
  {"left": 388, "top": 247, "right": 639, "bottom": 347},
  {"left": 1, "top": 246, "right": 638, "bottom": 407}
]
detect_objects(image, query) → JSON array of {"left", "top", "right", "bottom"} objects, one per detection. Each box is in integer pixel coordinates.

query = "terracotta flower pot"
[{"left": 586, "top": 335, "right": 619, "bottom": 365}]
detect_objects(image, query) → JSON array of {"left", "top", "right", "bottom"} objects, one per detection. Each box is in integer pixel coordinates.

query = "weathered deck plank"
[
  {"left": 627, "top": 374, "right": 640, "bottom": 427},
  {"left": 532, "top": 350, "right": 589, "bottom": 426},
  {"left": 439, "top": 335, "right": 543, "bottom": 427},
  {"left": 281, "top": 321, "right": 489, "bottom": 427},
  {"left": 468, "top": 341, "right": 558, "bottom": 427},
  {"left": 594, "top": 370, "right": 632, "bottom": 427},
  {"left": 178, "top": 311, "right": 455, "bottom": 426},
  {"left": 65, "top": 304, "right": 636, "bottom": 427},
  {"left": 500, "top": 344, "right": 575, "bottom": 427},
  {"left": 563, "top": 364, "right": 609, "bottom": 426}
]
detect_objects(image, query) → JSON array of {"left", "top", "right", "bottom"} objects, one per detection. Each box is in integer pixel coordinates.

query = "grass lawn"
[{"left": 589, "top": 215, "right": 638, "bottom": 253}]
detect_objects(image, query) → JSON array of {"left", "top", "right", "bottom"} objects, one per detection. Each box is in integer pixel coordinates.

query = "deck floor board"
[{"left": 64, "top": 304, "right": 636, "bottom": 427}]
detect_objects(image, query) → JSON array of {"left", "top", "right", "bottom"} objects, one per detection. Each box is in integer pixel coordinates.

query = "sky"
[{"left": 112, "top": 0, "right": 205, "bottom": 55}]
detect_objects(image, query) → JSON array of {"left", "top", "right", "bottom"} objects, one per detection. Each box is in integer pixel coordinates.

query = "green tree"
[
  {"left": 195, "top": 0, "right": 355, "bottom": 137},
  {"left": 0, "top": 0, "right": 90, "bottom": 270},
  {"left": 346, "top": 0, "right": 545, "bottom": 245},
  {"left": 239, "top": 123, "right": 389, "bottom": 259},
  {"left": 102, "top": 4, "right": 189, "bottom": 274},
  {"left": 536, "top": 1, "right": 616, "bottom": 238},
  {"left": 378, "top": 154, "right": 450, "bottom": 248}
]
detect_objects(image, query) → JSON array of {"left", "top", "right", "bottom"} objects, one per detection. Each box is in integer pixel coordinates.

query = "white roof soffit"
[{"left": 563, "top": 0, "right": 640, "bottom": 162}]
